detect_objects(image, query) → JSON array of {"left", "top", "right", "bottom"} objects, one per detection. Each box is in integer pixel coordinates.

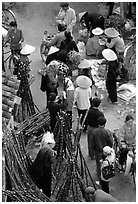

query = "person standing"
[
  {"left": 73, "top": 75, "right": 92, "bottom": 126},
  {"left": 102, "top": 48, "right": 119, "bottom": 104},
  {"left": 5, "top": 21, "right": 24, "bottom": 55},
  {"left": 30, "top": 131, "right": 55, "bottom": 198},
  {"left": 56, "top": 2, "right": 76, "bottom": 35},
  {"left": 84, "top": 98, "right": 104, "bottom": 160},
  {"left": 91, "top": 117, "right": 113, "bottom": 188}
]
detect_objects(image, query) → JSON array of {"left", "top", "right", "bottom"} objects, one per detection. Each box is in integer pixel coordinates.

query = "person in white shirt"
[
  {"left": 74, "top": 75, "right": 92, "bottom": 125},
  {"left": 56, "top": 2, "right": 76, "bottom": 35}
]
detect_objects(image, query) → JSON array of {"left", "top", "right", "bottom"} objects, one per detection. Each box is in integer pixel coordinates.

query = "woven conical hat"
[
  {"left": 102, "top": 49, "right": 117, "bottom": 61},
  {"left": 92, "top": 27, "right": 103, "bottom": 35},
  {"left": 113, "top": 7, "right": 120, "bottom": 15},
  {"left": 78, "top": 11, "right": 87, "bottom": 21},
  {"left": 78, "top": 59, "right": 91, "bottom": 69},
  {"left": 48, "top": 46, "right": 59, "bottom": 55},
  {"left": 20, "top": 44, "right": 35, "bottom": 55},
  {"left": 2, "top": 27, "right": 8, "bottom": 37},
  {"left": 76, "top": 75, "right": 92, "bottom": 89},
  {"left": 104, "top": 27, "right": 119, "bottom": 38}
]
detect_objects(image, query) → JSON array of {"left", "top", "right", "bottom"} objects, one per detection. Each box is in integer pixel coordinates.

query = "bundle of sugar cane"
[{"left": 2, "top": 127, "right": 53, "bottom": 202}]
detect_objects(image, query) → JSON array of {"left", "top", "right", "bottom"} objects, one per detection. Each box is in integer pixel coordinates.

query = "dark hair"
[
  {"left": 58, "top": 23, "right": 67, "bottom": 32},
  {"left": 10, "top": 21, "right": 17, "bottom": 27},
  {"left": 60, "top": 2, "right": 69, "bottom": 7},
  {"left": 98, "top": 117, "right": 106, "bottom": 126},
  {"left": 92, "top": 98, "right": 101, "bottom": 107},
  {"left": 64, "top": 31, "right": 73, "bottom": 41},
  {"left": 125, "top": 114, "right": 134, "bottom": 122}
]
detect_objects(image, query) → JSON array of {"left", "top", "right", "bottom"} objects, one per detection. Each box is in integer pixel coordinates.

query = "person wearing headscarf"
[
  {"left": 30, "top": 129, "right": 55, "bottom": 198},
  {"left": 102, "top": 49, "right": 119, "bottom": 104},
  {"left": 56, "top": 2, "right": 76, "bottom": 35}
]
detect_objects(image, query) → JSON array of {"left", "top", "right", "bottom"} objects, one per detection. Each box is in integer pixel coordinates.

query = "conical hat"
[
  {"left": 113, "top": 7, "right": 120, "bottom": 15},
  {"left": 92, "top": 27, "right": 103, "bottom": 35},
  {"left": 102, "top": 49, "right": 117, "bottom": 61},
  {"left": 20, "top": 44, "right": 35, "bottom": 55},
  {"left": 78, "top": 59, "right": 91, "bottom": 69},
  {"left": 48, "top": 46, "right": 59, "bottom": 55},
  {"left": 78, "top": 11, "right": 87, "bottom": 21},
  {"left": 2, "top": 27, "right": 8, "bottom": 37},
  {"left": 76, "top": 75, "right": 92, "bottom": 89},
  {"left": 104, "top": 27, "right": 119, "bottom": 38}
]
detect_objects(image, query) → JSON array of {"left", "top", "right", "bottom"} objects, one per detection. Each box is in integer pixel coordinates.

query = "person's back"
[
  {"left": 86, "top": 35, "right": 101, "bottom": 56},
  {"left": 86, "top": 107, "right": 104, "bottom": 128}
]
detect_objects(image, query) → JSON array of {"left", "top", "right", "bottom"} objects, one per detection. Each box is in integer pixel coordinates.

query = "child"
[{"left": 100, "top": 146, "right": 115, "bottom": 193}]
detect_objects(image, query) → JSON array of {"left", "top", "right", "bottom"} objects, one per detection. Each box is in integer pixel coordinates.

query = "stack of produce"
[
  {"left": 2, "top": 73, "right": 20, "bottom": 126},
  {"left": 2, "top": 110, "right": 51, "bottom": 202},
  {"left": 52, "top": 111, "right": 96, "bottom": 202}
]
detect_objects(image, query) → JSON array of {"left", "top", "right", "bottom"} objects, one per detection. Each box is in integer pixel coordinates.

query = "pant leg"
[
  {"left": 100, "top": 179, "right": 110, "bottom": 194},
  {"left": 78, "top": 109, "right": 87, "bottom": 125},
  {"left": 87, "top": 126, "right": 95, "bottom": 159},
  {"left": 94, "top": 152, "right": 103, "bottom": 181}
]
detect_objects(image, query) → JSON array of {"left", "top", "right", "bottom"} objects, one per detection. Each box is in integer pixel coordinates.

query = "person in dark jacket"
[
  {"left": 91, "top": 117, "right": 113, "bottom": 189},
  {"left": 102, "top": 49, "right": 119, "bottom": 104},
  {"left": 30, "top": 131, "right": 55, "bottom": 198},
  {"left": 84, "top": 98, "right": 104, "bottom": 159},
  {"left": 57, "top": 30, "right": 79, "bottom": 63},
  {"left": 47, "top": 92, "right": 66, "bottom": 133},
  {"left": 79, "top": 11, "right": 105, "bottom": 33}
]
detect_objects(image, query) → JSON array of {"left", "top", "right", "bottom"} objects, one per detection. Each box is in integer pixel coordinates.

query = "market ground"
[{"left": 9, "top": 2, "right": 136, "bottom": 202}]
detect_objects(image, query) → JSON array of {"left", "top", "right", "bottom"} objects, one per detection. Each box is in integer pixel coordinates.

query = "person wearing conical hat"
[
  {"left": 85, "top": 27, "right": 105, "bottom": 57},
  {"left": 79, "top": 11, "right": 105, "bottom": 33},
  {"left": 20, "top": 43, "right": 35, "bottom": 64},
  {"left": 5, "top": 21, "right": 24, "bottom": 55},
  {"left": 104, "top": 27, "right": 125, "bottom": 58},
  {"left": 74, "top": 75, "right": 92, "bottom": 125},
  {"left": 102, "top": 49, "right": 119, "bottom": 104}
]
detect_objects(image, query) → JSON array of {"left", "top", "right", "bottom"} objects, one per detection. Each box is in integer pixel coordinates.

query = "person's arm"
[
  {"left": 67, "top": 9, "right": 76, "bottom": 31},
  {"left": 47, "top": 35, "right": 58, "bottom": 47},
  {"left": 105, "top": 38, "right": 116, "bottom": 49}
]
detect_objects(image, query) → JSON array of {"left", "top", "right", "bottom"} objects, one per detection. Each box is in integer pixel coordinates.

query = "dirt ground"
[{"left": 6, "top": 2, "right": 136, "bottom": 202}]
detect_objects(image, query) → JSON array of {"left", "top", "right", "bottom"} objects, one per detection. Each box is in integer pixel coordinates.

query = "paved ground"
[{"left": 6, "top": 2, "right": 136, "bottom": 202}]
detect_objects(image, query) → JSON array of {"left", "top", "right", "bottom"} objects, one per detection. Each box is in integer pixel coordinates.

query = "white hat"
[
  {"left": 78, "top": 11, "right": 87, "bottom": 21},
  {"left": 102, "top": 49, "right": 117, "bottom": 61},
  {"left": 76, "top": 75, "right": 92, "bottom": 89},
  {"left": 113, "top": 7, "right": 120, "bottom": 15},
  {"left": 103, "top": 146, "right": 112, "bottom": 155},
  {"left": 2, "top": 27, "right": 8, "bottom": 37},
  {"left": 92, "top": 27, "right": 103, "bottom": 35},
  {"left": 104, "top": 27, "right": 119, "bottom": 38},
  {"left": 20, "top": 44, "right": 36, "bottom": 55},
  {"left": 78, "top": 59, "right": 91, "bottom": 69},
  {"left": 41, "top": 132, "right": 55, "bottom": 145},
  {"left": 48, "top": 46, "right": 59, "bottom": 55}
]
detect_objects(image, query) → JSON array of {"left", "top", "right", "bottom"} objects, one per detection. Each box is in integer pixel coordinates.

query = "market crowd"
[{"left": 2, "top": 2, "right": 136, "bottom": 202}]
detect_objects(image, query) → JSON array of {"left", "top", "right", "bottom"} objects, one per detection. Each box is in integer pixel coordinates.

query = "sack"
[{"left": 101, "top": 159, "right": 115, "bottom": 180}]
